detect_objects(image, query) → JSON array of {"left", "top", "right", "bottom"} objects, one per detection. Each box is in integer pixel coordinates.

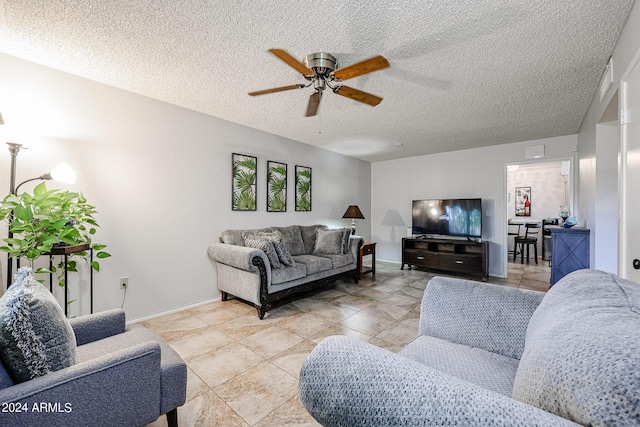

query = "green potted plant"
[{"left": 0, "top": 182, "right": 111, "bottom": 286}]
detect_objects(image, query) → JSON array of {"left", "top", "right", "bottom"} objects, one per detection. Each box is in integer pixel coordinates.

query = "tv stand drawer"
[
  {"left": 438, "top": 254, "right": 481, "bottom": 273},
  {"left": 404, "top": 251, "right": 437, "bottom": 268}
]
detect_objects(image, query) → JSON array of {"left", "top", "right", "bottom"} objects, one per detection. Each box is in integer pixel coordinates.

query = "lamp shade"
[
  {"left": 50, "top": 162, "right": 76, "bottom": 184},
  {"left": 342, "top": 205, "right": 365, "bottom": 219}
]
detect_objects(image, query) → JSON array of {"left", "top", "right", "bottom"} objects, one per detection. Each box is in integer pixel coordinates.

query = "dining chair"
[{"left": 514, "top": 223, "right": 541, "bottom": 264}]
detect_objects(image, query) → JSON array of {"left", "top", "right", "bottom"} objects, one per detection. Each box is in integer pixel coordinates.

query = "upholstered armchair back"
[{"left": 513, "top": 269, "right": 640, "bottom": 425}]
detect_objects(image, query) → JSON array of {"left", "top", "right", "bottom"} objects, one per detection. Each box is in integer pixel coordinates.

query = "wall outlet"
[{"left": 119, "top": 277, "right": 129, "bottom": 289}]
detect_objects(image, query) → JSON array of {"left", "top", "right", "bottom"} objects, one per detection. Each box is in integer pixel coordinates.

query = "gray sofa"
[
  {"left": 299, "top": 269, "right": 640, "bottom": 426},
  {"left": 208, "top": 225, "right": 364, "bottom": 319}
]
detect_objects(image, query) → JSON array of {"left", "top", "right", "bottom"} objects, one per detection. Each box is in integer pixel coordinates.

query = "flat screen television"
[{"left": 412, "top": 198, "right": 482, "bottom": 239}]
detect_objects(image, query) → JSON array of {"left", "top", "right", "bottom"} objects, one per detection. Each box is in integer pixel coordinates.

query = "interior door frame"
[
  {"left": 503, "top": 156, "right": 576, "bottom": 277},
  {"left": 619, "top": 45, "right": 640, "bottom": 279}
]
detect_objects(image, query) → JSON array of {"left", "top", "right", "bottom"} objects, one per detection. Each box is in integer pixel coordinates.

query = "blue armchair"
[{"left": 0, "top": 309, "right": 186, "bottom": 427}]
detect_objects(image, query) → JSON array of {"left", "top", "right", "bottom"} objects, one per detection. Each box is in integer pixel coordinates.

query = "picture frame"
[
  {"left": 515, "top": 186, "right": 531, "bottom": 217},
  {"left": 295, "top": 165, "right": 312, "bottom": 211},
  {"left": 267, "top": 161, "right": 287, "bottom": 212},
  {"left": 232, "top": 153, "right": 257, "bottom": 211}
]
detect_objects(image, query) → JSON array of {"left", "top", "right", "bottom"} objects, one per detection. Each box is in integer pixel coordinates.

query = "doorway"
[{"left": 504, "top": 159, "right": 574, "bottom": 286}]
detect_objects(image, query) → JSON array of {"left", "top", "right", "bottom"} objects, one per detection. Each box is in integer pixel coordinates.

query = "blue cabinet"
[{"left": 550, "top": 227, "right": 590, "bottom": 286}]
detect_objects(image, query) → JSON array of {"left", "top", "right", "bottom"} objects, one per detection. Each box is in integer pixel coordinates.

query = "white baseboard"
[
  {"left": 377, "top": 258, "right": 402, "bottom": 265},
  {"left": 127, "top": 297, "right": 221, "bottom": 325}
]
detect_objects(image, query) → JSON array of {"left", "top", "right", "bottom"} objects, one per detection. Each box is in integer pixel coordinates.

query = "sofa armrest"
[
  {"left": 299, "top": 336, "right": 579, "bottom": 427},
  {"left": 208, "top": 242, "right": 271, "bottom": 274},
  {"left": 0, "top": 342, "right": 162, "bottom": 426},
  {"left": 69, "top": 309, "right": 126, "bottom": 346},
  {"left": 349, "top": 235, "right": 364, "bottom": 259},
  {"left": 420, "top": 277, "right": 545, "bottom": 359}
]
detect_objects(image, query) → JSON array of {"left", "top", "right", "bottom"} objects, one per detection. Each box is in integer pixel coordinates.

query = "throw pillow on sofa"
[
  {"left": 243, "top": 230, "right": 296, "bottom": 267},
  {"left": 339, "top": 228, "right": 351, "bottom": 254},
  {"left": 313, "top": 228, "right": 351, "bottom": 255},
  {"left": 0, "top": 267, "right": 77, "bottom": 383},
  {"left": 244, "top": 236, "right": 282, "bottom": 269},
  {"left": 272, "top": 241, "right": 296, "bottom": 266}
]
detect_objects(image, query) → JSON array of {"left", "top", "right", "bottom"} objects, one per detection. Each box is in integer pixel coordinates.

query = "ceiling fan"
[{"left": 248, "top": 49, "right": 390, "bottom": 117}]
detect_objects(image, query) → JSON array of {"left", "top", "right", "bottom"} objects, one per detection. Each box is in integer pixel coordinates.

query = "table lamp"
[{"left": 342, "top": 205, "right": 365, "bottom": 235}]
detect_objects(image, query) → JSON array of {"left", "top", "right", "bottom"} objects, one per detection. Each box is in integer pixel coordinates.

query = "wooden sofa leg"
[
  {"left": 166, "top": 408, "right": 178, "bottom": 427},
  {"left": 256, "top": 305, "right": 266, "bottom": 319},
  {"left": 221, "top": 291, "right": 228, "bottom": 301}
]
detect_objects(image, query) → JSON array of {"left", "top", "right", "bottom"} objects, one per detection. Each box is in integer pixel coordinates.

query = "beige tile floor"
[{"left": 145, "top": 258, "right": 550, "bottom": 427}]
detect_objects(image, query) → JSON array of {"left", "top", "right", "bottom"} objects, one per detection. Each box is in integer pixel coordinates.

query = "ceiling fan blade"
[
  {"left": 334, "top": 86, "right": 383, "bottom": 106},
  {"left": 248, "top": 84, "right": 305, "bottom": 96},
  {"left": 332, "top": 55, "right": 389, "bottom": 81},
  {"left": 269, "top": 49, "right": 314, "bottom": 77},
  {"left": 305, "top": 92, "right": 321, "bottom": 117}
]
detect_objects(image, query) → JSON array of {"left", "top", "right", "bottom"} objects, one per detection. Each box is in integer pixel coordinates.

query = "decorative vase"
[{"left": 559, "top": 205, "right": 570, "bottom": 223}]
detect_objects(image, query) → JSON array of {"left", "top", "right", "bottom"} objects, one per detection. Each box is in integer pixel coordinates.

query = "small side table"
[{"left": 359, "top": 241, "right": 376, "bottom": 280}]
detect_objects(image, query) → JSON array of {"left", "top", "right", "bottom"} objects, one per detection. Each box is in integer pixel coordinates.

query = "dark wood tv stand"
[{"left": 402, "top": 237, "right": 488, "bottom": 281}]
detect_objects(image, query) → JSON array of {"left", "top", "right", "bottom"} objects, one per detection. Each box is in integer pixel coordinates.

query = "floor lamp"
[{"left": 5, "top": 141, "right": 76, "bottom": 288}]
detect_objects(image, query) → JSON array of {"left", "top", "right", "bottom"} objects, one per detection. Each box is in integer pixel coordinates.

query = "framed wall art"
[
  {"left": 295, "top": 165, "right": 312, "bottom": 211},
  {"left": 267, "top": 161, "right": 287, "bottom": 212},
  {"left": 515, "top": 186, "right": 531, "bottom": 217},
  {"left": 232, "top": 153, "right": 257, "bottom": 211}
]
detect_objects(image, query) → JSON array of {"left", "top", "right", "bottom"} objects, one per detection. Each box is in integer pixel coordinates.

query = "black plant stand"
[
  {"left": 50, "top": 243, "right": 93, "bottom": 317},
  {"left": 17, "top": 243, "right": 94, "bottom": 317}
]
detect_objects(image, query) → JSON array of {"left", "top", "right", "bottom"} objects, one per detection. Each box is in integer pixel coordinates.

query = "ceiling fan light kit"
[{"left": 248, "top": 49, "right": 389, "bottom": 116}]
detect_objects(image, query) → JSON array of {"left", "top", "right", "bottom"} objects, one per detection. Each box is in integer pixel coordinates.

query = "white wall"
[
  {"left": 371, "top": 135, "right": 577, "bottom": 277},
  {"left": 0, "top": 53, "right": 371, "bottom": 321},
  {"left": 578, "top": 0, "right": 640, "bottom": 272}
]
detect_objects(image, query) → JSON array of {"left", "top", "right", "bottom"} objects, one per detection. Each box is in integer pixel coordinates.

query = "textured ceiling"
[{"left": 0, "top": 1, "right": 635, "bottom": 162}]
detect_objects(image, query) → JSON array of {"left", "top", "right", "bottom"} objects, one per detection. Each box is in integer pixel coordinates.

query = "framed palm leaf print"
[
  {"left": 232, "top": 153, "right": 257, "bottom": 211},
  {"left": 295, "top": 165, "right": 312, "bottom": 211},
  {"left": 267, "top": 161, "right": 287, "bottom": 212}
]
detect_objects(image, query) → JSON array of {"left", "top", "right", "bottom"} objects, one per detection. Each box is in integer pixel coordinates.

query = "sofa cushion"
[
  {"left": 300, "top": 225, "right": 328, "bottom": 254},
  {"left": 244, "top": 236, "right": 282, "bottom": 269},
  {"left": 293, "top": 255, "right": 333, "bottom": 275},
  {"left": 512, "top": 269, "right": 640, "bottom": 426},
  {"left": 0, "top": 267, "right": 76, "bottom": 383},
  {"left": 242, "top": 229, "right": 279, "bottom": 242},
  {"left": 221, "top": 228, "right": 273, "bottom": 246},
  {"left": 316, "top": 253, "right": 355, "bottom": 269},
  {"left": 271, "top": 263, "right": 308, "bottom": 285},
  {"left": 273, "top": 226, "right": 305, "bottom": 255},
  {"left": 399, "top": 335, "right": 519, "bottom": 397},
  {"left": 221, "top": 229, "right": 248, "bottom": 246},
  {"left": 313, "top": 229, "right": 347, "bottom": 255}
]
